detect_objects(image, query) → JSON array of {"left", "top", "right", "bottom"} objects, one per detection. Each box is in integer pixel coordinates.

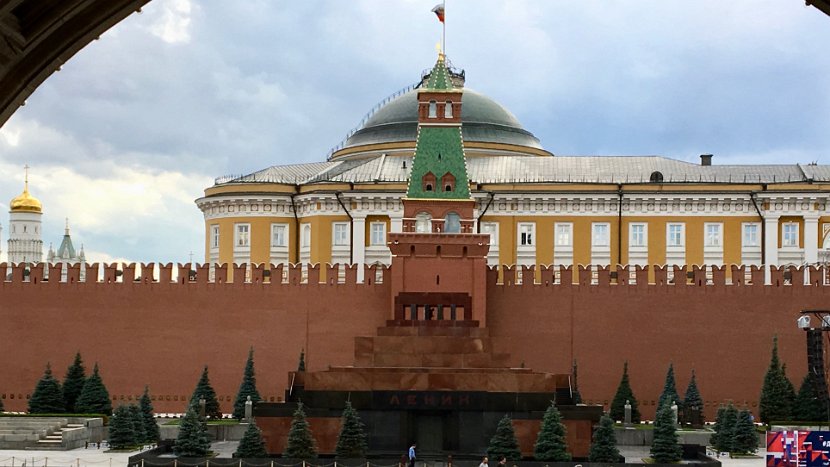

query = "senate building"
[{"left": 195, "top": 56, "right": 830, "bottom": 284}]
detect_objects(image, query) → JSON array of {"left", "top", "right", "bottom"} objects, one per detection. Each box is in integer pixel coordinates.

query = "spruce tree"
[
  {"left": 62, "top": 352, "right": 86, "bottom": 412},
  {"left": 650, "top": 401, "right": 682, "bottom": 463},
  {"left": 175, "top": 407, "right": 211, "bottom": 457},
  {"left": 732, "top": 409, "right": 758, "bottom": 454},
  {"left": 140, "top": 386, "right": 161, "bottom": 444},
  {"left": 487, "top": 414, "right": 522, "bottom": 461},
  {"left": 709, "top": 406, "right": 726, "bottom": 452},
  {"left": 589, "top": 414, "right": 621, "bottom": 463},
  {"left": 571, "top": 360, "right": 582, "bottom": 404},
  {"left": 533, "top": 403, "right": 570, "bottom": 461},
  {"left": 298, "top": 349, "right": 306, "bottom": 372},
  {"left": 284, "top": 402, "right": 317, "bottom": 459},
  {"left": 109, "top": 405, "right": 138, "bottom": 450},
  {"left": 783, "top": 364, "right": 797, "bottom": 421},
  {"left": 236, "top": 421, "right": 268, "bottom": 458},
  {"left": 335, "top": 401, "right": 368, "bottom": 459},
  {"left": 28, "top": 363, "right": 66, "bottom": 414},
  {"left": 75, "top": 363, "right": 112, "bottom": 415},
  {"left": 233, "top": 348, "right": 262, "bottom": 419},
  {"left": 129, "top": 403, "right": 148, "bottom": 446},
  {"left": 189, "top": 366, "right": 222, "bottom": 419},
  {"left": 610, "top": 361, "right": 640, "bottom": 423},
  {"left": 760, "top": 336, "right": 793, "bottom": 423},
  {"left": 794, "top": 372, "right": 829, "bottom": 422},
  {"left": 714, "top": 403, "right": 738, "bottom": 453},
  {"left": 658, "top": 363, "right": 682, "bottom": 415},
  {"left": 683, "top": 369, "right": 704, "bottom": 426}
]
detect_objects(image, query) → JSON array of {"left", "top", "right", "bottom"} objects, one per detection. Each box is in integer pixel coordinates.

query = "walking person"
[
  {"left": 409, "top": 443, "right": 417, "bottom": 467},
  {"left": 478, "top": 456, "right": 489, "bottom": 467}
]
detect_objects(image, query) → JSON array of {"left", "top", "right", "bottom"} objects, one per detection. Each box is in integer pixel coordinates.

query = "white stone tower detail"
[
  {"left": 7, "top": 166, "right": 43, "bottom": 264},
  {"left": 47, "top": 218, "right": 86, "bottom": 281}
]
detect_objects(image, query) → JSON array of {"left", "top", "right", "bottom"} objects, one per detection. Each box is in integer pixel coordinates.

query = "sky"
[{"left": 0, "top": 0, "right": 828, "bottom": 265}]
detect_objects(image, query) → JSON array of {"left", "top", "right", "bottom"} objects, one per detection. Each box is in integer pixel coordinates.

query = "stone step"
[
  {"left": 354, "top": 352, "right": 511, "bottom": 368},
  {"left": 355, "top": 336, "right": 494, "bottom": 356},
  {"left": 304, "top": 369, "right": 565, "bottom": 392}
]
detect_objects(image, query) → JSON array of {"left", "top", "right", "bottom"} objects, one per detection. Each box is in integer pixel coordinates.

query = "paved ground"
[
  {"left": 619, "top": 446, "right": 765, "bottom": 465},
  {"left": 0, "top": 444, "right": 764, "bottom": 467}
]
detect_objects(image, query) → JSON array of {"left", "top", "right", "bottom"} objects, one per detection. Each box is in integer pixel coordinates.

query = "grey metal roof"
[
  {"left": 340, "top": 89, "right": 544, "bottom": 151},
  {"left": 215, "top": 156, "right": 830, "bottom": 187}
]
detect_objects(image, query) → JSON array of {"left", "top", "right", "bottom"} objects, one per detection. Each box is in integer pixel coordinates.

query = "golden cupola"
[{"left": 10, "top": 176, "right": 42, "bottom": 214}]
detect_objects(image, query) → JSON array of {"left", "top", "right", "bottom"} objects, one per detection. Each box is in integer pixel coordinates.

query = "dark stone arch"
[{"left": 0, "top": 0, "right": 150, "bottom": 128}]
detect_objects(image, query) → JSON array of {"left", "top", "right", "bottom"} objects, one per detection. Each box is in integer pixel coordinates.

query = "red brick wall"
[
  {"left": 487, "top": 282, "right": 820, "bottom": 420},
  {"left": 0, "top": 261, "right": 823, "bottom": 423},
  {"left": 0, "top": 278, "right": 389, "bottom": 413}
]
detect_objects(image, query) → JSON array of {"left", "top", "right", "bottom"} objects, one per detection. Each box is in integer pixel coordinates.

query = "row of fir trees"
[
  {"left": 609, "top": 361, "right": 704, "bottom": 426},
  {"left": 760, "top": 336, "right": 828, "bottom": 423},
  {"left": 107, "top": 389, "right": 161, "bottom": 449},
  {"left": 608, "top": 336, "right": 829, "bottom": 428},
  {"left": 29, "top": 353, "right": 112, "bottom": 415}
]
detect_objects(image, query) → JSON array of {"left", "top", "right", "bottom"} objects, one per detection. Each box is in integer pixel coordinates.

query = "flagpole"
[{"left": 442, "top": 0, "right": 446, "bottom": 56}]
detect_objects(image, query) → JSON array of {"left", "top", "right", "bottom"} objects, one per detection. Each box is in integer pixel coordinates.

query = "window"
[
  {"left": 428, "top": 100, "right": 437, "bottom": 118},
  {"left": 480, "top": 222, "right": 499, "bottom": 243},
  {"left": 555, "top": 223, "right": 572, "bottom": 246},
  {"left": 370, "top": 222, "right": 386, "bottom": 246},
  {"left": 743, "top": 223, "right": 759, "bottom": 247},
  {"left": 333, "top": 223, "right": 350, "bottom": 246},
  {"left": 629, "top": 223, "right": 646, "bottom": 247},
  {"left": 783, "top": 223, "right": 799, "bottom": 247},
  {"left": 444, "top": 212, "right": 461, "bottom": 233},
  {"left": 650, "top": 171, "right": 664, "bottom": 183},
  {"left": 519, "top": 223, "right": 535, "bottom": 246},
  {"left": 210, "top": 225, "right": 220, "bottom": 249},
  {"left": 235, "top": 224, "right": 250, "bottom": 248},
  {"left": 667, "top": 223, "right": 684, "bottom": 247},
  {"left": 301, "top": 224, "right": 311, "bottom": 248},
  {"left": 271, "top": 224, "right": 287, "bottom": 247},
  {"left": 592, "top": 223, "right": 610, "bottom": 247},
  {"left": 705, "top": 223, "right": 722, "bottom": 247},
  {"left": 444, "top": 100, "right": 453, "bottom": 118},
  {"left": 415, "top": 212, "right": 432, "bottom": 233}
]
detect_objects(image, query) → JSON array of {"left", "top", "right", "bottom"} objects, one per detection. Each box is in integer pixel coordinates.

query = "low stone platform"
[{"left": 0, "top": 417, "right": 102, "bottom": 450}]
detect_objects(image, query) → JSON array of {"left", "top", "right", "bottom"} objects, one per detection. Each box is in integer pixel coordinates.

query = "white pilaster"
[
  {"left": 805, "top": 213, "right": 820, "bottom": 266},
  {"left": 764, "top": 215, "right": 780, "bottom": 284},
  {"left": 353, "top": 216, "right": 366, "bottom": 283}
]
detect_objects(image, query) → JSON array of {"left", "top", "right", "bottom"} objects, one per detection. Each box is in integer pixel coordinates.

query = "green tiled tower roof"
[
  {"left": 406, "top": 55, "right": 471, "bottom": 200},
  {"left": 426, "top": 53, "right": 453, "bottom": 91}
]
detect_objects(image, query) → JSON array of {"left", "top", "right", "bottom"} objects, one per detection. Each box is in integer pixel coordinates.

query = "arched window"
[
  {"left": 444, "top": 100, "right": 453, "bottom": 118},
  {"left": 444, "top": 212, "right": 461, "bottom": 233},
  {"left": 650, "top": 171, "right": 664, "bottom": 183},
  {"left": 416, "top": 212, "right": 433, "bottom": 233},
  {"left": 428, "top": 100, "right": 437, "bottom": 118}
]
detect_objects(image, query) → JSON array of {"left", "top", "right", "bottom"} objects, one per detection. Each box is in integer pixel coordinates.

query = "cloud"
[{"left": 147, "top": 0, "right": 194, "bottom": 44}]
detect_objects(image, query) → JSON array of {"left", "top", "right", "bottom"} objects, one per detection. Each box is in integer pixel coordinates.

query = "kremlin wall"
[{"left": 0, "top": 259, "right": 819, "bottom": 421}]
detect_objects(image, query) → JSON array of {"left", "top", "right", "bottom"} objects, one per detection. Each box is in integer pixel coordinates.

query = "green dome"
[{"left": 342, "top": 88, "right": 544, "bottom": 151}]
